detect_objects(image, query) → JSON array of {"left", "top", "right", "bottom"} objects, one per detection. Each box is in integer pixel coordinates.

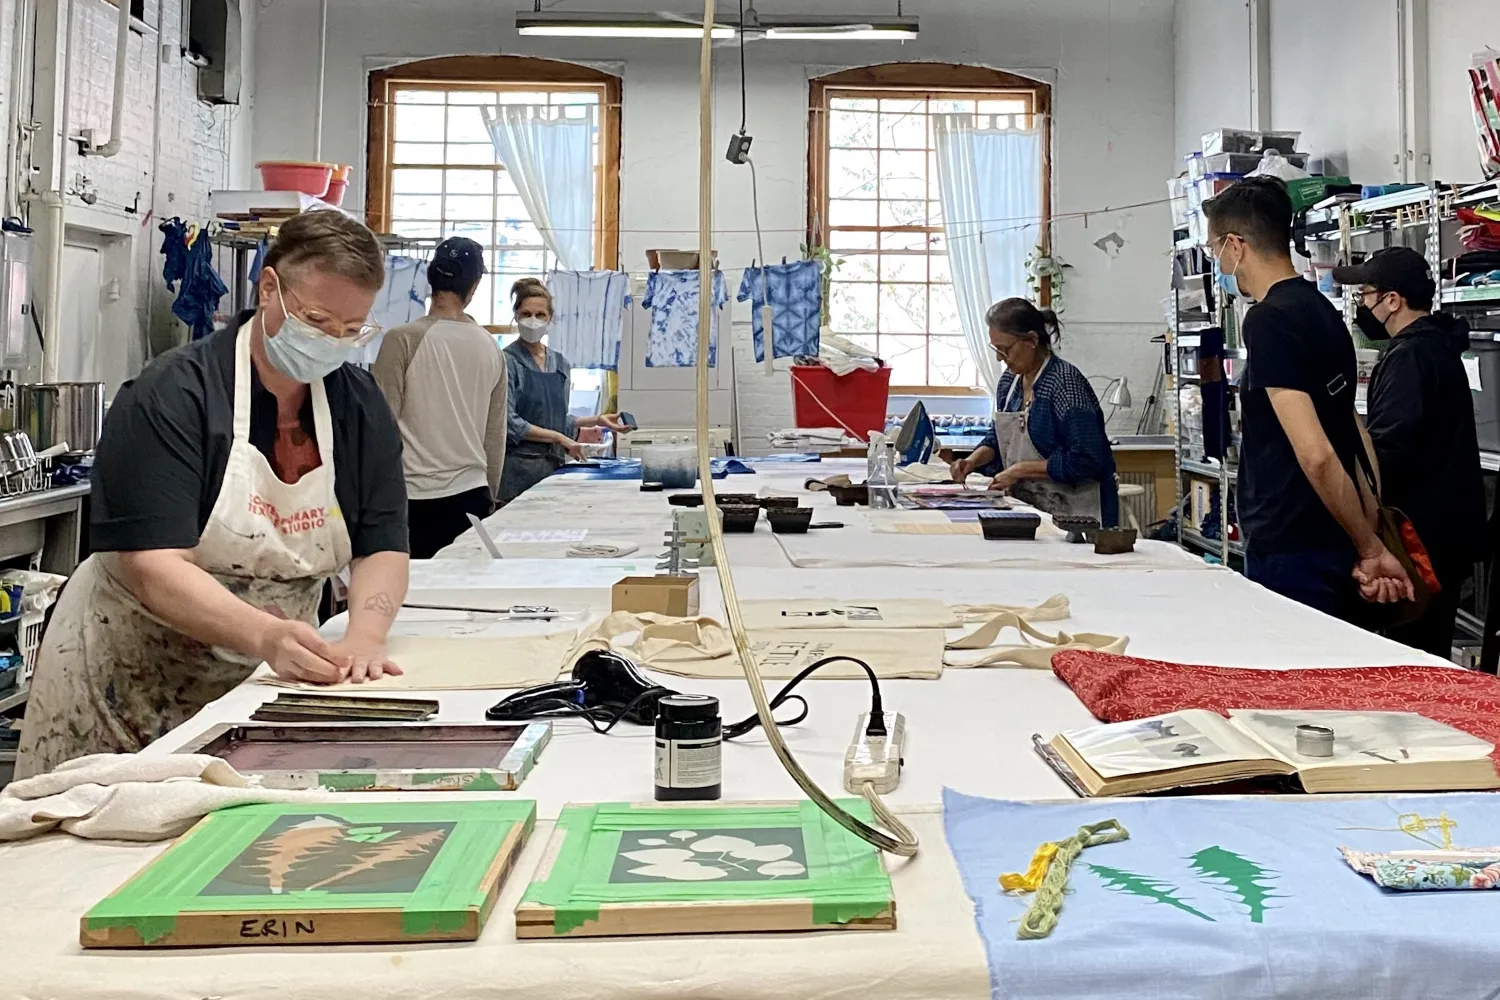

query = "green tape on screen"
[
  {"left": 520, "top": 800, "right": 894, "bottom": 935},
  {"left": 317, "top": 772, "right": 377, "bottom": 790},
  {"left": 85, "top": 801, "right": 537, "bottom": 943}
]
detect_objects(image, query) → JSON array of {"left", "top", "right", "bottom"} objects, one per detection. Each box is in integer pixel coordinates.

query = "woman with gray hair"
[
  {"left": 950, "top": 297, "right": 1119, "bottom": 525},
  {"left": 17, "top": 211, "right": 410, "bottom": 777}
]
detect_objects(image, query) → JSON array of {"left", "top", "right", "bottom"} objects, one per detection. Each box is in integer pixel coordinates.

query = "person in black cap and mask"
[
  {"left": 1333, "top": 246, "right": 1486, "bottom": 656},
  {"left": 374, "top": 237, "right": 508, "bottom": 559}
]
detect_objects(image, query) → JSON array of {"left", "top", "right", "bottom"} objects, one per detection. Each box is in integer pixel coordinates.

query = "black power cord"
[
  {"left": 725, "top": 655, "right": 885, "bottom": 740},
  {"left": 493, "top": 655, "right": 886, "bottom": 741}
]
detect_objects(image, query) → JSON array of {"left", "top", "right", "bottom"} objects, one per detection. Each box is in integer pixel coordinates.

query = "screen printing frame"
[{"left": 172, "top": 721, "right": 552, "bottom": 792}]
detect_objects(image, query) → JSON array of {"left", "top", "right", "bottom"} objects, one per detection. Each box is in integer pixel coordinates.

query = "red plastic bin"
[{"left": 789, "top": 364, "right": 892, "bottom": 442}]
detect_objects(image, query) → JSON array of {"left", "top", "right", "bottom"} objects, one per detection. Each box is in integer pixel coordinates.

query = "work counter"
[{"left": 0, "top": 462, "right": 1463, "bottom": 1000}]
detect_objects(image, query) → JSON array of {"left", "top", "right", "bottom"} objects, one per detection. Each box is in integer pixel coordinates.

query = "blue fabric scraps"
[
  {"left": 943, "top": 788, "right": 1500, "bottom": 1000},
  {"left": 159, "top": 219, "right": 228, "bottom": 341},
  {"left": 643, "top": 269, "right": 728, "bottom": 367},
  {"left": 549, "top": 457, "right": 755, "bottom": 480},
  {"left": 737, "top": 259, "right": 822, "bottom": 362}
]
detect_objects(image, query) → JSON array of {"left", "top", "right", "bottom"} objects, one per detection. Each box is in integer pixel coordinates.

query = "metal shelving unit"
[{"left": 0, "top": 683, "right": 25, "bottom": 713}]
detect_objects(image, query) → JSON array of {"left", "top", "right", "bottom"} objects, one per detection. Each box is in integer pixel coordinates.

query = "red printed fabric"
[{"left": 1051, "top": 651, "right": 1500, "bottom": 765}]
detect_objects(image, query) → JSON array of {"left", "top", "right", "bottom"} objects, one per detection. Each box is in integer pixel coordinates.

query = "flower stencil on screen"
[{"left": 609, "top": 828, "right": 810, "bottom": 883}]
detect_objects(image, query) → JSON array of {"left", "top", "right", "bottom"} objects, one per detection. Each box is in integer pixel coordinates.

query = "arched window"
[
  {"left": 366, "top": 56, "right": 622, "bottom": 330},
  {"left": 808, "top": 63, "right": 1051, "bottom": 390}
]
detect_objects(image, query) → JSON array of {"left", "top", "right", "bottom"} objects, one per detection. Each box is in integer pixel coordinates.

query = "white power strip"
[{"left": 843, "top": 712, "right": 905, "bottom": 795}]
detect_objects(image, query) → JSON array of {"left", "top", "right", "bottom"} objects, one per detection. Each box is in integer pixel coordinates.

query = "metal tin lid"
[
  {"left": 657, "top": 694, "right": 720, "bottom": 724},
  {"left": 1295, "top": 724, "right": 1335, "bottom": 757}
]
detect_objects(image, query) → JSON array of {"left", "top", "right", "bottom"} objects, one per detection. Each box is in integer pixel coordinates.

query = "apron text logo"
[{"left": 248, "top": 495, "right": 327, "bottom": 535}]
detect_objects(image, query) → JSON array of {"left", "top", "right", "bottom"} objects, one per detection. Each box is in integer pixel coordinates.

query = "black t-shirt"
[
  {"left": 1237, "top": 277, "right": 1360, "bottom": 555},
  {"left": 91, "top": 314, "right": 409, "bottom": 557}
]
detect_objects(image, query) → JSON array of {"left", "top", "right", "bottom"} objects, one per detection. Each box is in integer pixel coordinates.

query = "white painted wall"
[
  {"left": 253, "top": 0, "right": 1178, "bottom": 447},
  {"left": 1174, "top": 0, "right": 1499, "bottom": 186},
  {"left": 1173, "top": 0, "right": 1251, "bottom": 159}
]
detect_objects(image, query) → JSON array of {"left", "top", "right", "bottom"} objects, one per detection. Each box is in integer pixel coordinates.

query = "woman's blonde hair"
[
  {"left": 263, "top": 211, "right": 386, "bottom": 292},
  {"left": 511, "top": 277, "right": 553, "bottom": 315}
]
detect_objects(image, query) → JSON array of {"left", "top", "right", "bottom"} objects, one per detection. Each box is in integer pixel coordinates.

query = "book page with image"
[
  {"left": 1228, "top": 710, "right": 1494, "bottom": 768},
  {"left": 1062, "top": 710, "right": 1277, "bottom": 778}
]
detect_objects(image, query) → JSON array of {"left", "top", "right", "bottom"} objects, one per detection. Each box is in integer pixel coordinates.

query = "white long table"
[{"left": 0, "top": 461, "right": 1454, "bottom": 1000}]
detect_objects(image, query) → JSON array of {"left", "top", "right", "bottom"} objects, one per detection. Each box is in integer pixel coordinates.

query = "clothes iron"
[{"left": 893, "top": 400, "right": 935, "bottom": 466}]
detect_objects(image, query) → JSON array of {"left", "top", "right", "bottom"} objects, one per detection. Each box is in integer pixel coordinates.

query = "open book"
[{"left": 1040, "top": 709, "right": 1500, "bottom": 796}]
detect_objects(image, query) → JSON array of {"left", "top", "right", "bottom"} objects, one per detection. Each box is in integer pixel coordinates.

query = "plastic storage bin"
[
  {"left": 1202, "top": 128, "right": 1260, "bottom": 155},
  {"left": 1471, "top": 339, "right": 1500, "bottom": 452},
  {"left": 256, "top": 161, "right": 334, "bottom": 197},
  {"left": 790, "top": 365, "right": 892, "bottom": 441}
]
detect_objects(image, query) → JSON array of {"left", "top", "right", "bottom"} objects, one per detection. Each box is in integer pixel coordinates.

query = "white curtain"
[
  {"left": 933, "top": 114, "right": 1044, "bottom": 392},
  {"left": 481, "top": 106, "right": 595, "bottom": 271}
]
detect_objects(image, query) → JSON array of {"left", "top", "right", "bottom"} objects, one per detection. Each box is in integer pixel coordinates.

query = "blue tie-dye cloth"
[
  {"left": 548, "top": 457, "right": 759, "bottom": 480},
  {"left": 943, "top": 788, "right": 1500, "bottom": 1000},
  {"left": 643, "top": 269, "right": 728, "bottom": 367},
  {"left": 737, "top": 259, "right": 822, "bottom": 362}
]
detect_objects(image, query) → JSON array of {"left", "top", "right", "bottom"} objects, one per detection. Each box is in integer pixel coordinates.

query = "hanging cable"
[
  {"left": 737, "top": 0, "right": 748, "bottom": 134},
  {"left": 692, "top": 0, "right": 918, "bottom": 858}
]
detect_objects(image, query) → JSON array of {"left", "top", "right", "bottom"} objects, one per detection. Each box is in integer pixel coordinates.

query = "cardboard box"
[{"left": 612, "top": 576, "right": 700, "bottom": 617}]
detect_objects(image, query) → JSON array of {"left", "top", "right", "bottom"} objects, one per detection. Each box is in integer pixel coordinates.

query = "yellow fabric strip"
[{"left": 1000, "top": 841, "right": 1058, "bottom": 893}]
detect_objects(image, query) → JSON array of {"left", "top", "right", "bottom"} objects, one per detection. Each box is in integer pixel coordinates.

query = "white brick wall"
[{"left": 27, "top": 0, "right": 244, "bottom": 366}]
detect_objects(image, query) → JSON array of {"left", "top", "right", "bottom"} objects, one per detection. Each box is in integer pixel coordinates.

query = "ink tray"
[
  {"left": 978, "top": 511, "right": 1042, "bottom": 540},
  {"left": 766, "top": 506, "right": 814, "bottom": 534},
  {"left": 719, "top": 505, "right": 761, "bottom": 532}
]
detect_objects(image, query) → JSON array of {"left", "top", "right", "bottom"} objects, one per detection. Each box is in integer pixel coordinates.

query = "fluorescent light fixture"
[
  {"left": 516, "top": 11, "right": 736, "bottom": 39},
  {"left": 760, "top": 15, "right": 918, "bottom": 40}
]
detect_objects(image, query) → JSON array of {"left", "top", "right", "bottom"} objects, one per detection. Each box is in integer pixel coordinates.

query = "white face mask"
[
  {"left": 261, "top": 274, "right": 359, "bottom": 382},
  {"left": 516, "top": 316, "right": 549, "bottom": 344}
]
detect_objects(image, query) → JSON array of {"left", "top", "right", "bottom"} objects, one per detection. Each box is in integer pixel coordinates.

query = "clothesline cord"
[{"left": 449, "top": 194, "right": 1173, "bottom": 240}]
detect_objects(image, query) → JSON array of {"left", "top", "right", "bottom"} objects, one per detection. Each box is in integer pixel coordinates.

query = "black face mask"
[{"left": 1354, "top": 304, "right": 1391, "bottom": 342}]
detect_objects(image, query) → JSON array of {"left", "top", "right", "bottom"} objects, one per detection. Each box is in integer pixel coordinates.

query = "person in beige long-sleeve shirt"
[{"left": 373, "top": 238, "right": 507, "bottom": 558}]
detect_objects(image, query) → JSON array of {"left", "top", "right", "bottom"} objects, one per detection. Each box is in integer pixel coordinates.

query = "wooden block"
[{"left": 612, "top": 575, "right": 700, "bottom": 617}]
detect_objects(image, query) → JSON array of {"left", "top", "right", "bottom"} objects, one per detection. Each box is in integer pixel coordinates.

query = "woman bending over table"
[{"left": 950, "top": 298, "right": 1119, "bottom": 526}]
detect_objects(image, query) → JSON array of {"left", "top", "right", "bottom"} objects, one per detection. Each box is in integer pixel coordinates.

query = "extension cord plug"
[{"left": 843, "top": 712, "right": 904, "bottom": 795}]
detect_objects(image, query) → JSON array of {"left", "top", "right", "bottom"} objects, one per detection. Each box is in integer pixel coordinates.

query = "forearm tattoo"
[{"left": 362, "top": 592, "right": 397, "bottom": 618}]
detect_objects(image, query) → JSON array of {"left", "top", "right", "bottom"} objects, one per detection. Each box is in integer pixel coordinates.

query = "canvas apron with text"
[
  {"left": 992, "top": 359, "right": 1103, "bottom": 521},
  {"left": 16, "top": 320, "right": 352, "bottom": 778}
]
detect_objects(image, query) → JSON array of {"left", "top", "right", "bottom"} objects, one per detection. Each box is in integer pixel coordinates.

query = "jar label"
[{"left": 654, "top": 737, "right": 722, "bottom": 788}]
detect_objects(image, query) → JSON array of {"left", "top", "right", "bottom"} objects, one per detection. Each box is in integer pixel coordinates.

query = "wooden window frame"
[
  {"left": 366, "top": 55, "right": 622, "bottom": 317},
  {"left": 807, "top": 63, "right": 1052, "bottom": 394}
]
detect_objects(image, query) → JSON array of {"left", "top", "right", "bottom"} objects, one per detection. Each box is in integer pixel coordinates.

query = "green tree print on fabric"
[
  {"left": 1187, "top": 846, "right": 1281, "bottom": 923},
  {"left": 1086, "top": 863, "right": 1215, "bottom": 921}
]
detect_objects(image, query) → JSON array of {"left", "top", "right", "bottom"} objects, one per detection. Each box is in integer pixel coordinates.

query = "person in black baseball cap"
[
  {"left": 373, "top": 236, "right": 511, "bottom": 558},
  {"left": 1333, "top": 246, "right": 1486, "bottom": 656},
  {"left": 426, "top": 236, "right": 487, "bottom": 303}
]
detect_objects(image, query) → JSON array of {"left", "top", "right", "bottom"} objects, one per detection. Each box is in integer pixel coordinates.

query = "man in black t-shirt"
[{"left": 1202, "top": 177, "right": 1412, "bottom": 618}]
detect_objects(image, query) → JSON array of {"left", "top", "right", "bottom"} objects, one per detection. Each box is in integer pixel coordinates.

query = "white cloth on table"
[
  {"left": 546, "top": 269, "right": 631, "bottom": 370},
  {"left": 642, "top": 269, "right": 728, "bottom": 367},
  {"left": 0, "top": 753, "right": 326, "bottom": 842}
]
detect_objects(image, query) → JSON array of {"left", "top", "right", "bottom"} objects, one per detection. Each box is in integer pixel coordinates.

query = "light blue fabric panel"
[
  {"left": 737, "top": 259, "right": 822, "bottom": 362},
  {"left": 943, "top": 788, "right": 1500, "bottom": 1000},
  {"left": 547, "top": 269, "right": 630, "bottom": 371},
  {"left": 642, "top": 269, "right": 728, "bottom": 367}
]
